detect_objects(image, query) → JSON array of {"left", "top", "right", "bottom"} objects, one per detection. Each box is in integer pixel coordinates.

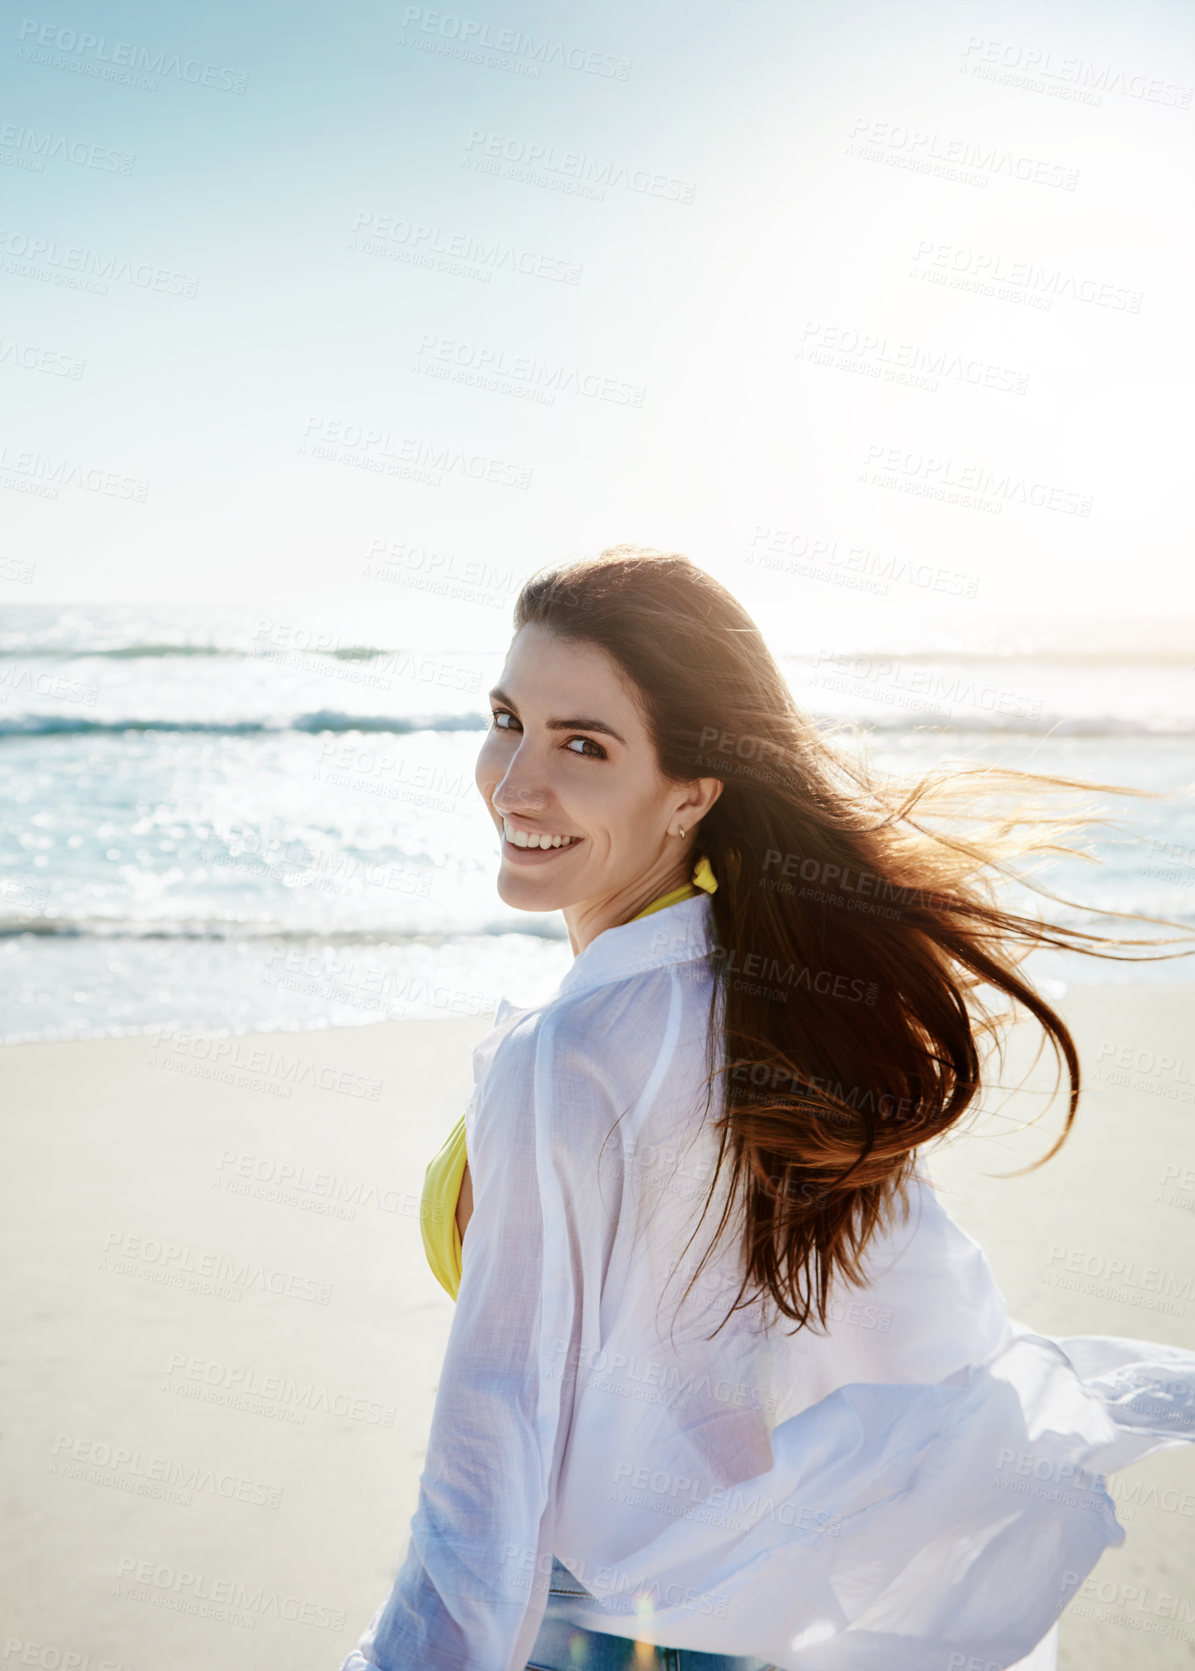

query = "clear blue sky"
[{"left": 1, "top": 0, "right": 1191, "bottom": 652}]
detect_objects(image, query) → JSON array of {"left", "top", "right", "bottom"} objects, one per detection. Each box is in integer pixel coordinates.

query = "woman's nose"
[{"left": 491, "top": 747, "right": 551, "bottom": 818}]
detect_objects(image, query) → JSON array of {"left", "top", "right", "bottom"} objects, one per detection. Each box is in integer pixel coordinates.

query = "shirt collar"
[{"left": 555, "top": 891, "right": 716, "bottom": 1000}]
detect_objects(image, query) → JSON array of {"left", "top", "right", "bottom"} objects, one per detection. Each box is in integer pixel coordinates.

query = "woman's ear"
[{"left": 685, "top": 776, "right": 724, "bottom": 823}]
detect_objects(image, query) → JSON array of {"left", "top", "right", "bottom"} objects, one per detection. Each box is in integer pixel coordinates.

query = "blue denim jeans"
[{"left": 524, "top": 1556, "right": 776, "bottom": 1671}]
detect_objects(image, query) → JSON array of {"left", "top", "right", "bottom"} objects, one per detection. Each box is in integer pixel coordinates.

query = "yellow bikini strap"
[{"left": 691, "top": 853, "right": 717, "bottom": 894}]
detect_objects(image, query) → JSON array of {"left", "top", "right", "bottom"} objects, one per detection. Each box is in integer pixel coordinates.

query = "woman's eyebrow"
[{"left": 488, "top": 686, "right": 626, "bottom": 745}]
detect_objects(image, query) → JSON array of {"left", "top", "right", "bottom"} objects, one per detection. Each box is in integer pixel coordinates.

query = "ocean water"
[{"left": 1, "top": 604, "right": 1192, "bottom": 1044}]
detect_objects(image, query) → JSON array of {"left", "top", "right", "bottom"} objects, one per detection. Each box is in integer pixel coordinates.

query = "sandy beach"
[{"left": 2, "top": 984, "right": 1192, "bottom": 1671}]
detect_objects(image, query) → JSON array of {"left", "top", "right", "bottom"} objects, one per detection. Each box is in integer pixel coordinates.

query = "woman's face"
[{"left": 475, "top": 623, "right": 721, "bottom": 949}]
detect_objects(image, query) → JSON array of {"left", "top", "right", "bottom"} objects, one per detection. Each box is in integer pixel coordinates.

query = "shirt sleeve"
[{"left": 338, "top": 1002, "right": 623, "bottom": 1671}]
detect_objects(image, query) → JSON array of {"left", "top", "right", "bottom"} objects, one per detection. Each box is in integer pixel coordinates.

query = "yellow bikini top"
[{"left": 419, "top": 856, "right": 718, "bottom": 1301}]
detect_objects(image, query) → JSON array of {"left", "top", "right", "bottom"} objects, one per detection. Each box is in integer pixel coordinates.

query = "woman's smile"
[{"left": 500, "top": 818, "right": 586, "bottom": 862}]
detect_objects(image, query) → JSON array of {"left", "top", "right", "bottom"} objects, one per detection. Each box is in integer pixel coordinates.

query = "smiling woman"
[
  {"left": 340, "top": 546, "right": 1195, "bottom": 1671},
  {"left": 477, "top": 624, "right": 724, "bottom": 954}
]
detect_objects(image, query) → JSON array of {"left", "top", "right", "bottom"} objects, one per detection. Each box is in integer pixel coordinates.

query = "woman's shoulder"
[
  {"left": 473, "top": 962, "right": 708, "bottom": 1129},
  {"left": 494, "top": 958, "right": 704, "bottom": 1058}
]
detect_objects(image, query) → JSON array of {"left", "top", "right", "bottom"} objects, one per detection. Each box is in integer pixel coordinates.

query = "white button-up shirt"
[{"left": 339, "top": 893, "right": 1195, "bottom": 1671}]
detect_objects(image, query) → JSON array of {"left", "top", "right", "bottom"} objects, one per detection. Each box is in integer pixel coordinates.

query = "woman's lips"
[{"left": 501, "top": 832, "right": 584, "bottom": 864}]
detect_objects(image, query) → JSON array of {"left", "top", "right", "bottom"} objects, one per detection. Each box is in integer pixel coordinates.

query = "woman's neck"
[{"left": 562, "top": 854, "right": 696, "bottom": 955}]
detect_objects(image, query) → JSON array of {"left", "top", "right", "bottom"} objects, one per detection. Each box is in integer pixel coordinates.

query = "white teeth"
[{"left": 503, "top": 820, "right": 577, "bottom": 850}]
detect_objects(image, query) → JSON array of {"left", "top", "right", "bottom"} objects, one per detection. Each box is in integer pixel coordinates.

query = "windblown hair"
[{"left": 512, "top": 546, "right": 1194, "bottom": 1339}]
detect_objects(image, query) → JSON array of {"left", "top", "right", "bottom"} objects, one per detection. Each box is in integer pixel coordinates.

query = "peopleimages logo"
[
  {"left": 463, "top": 129, "right": 697, "bottom": 204},
  {"left": 15, "top": 18, "right": 249, "bottom": 92},
  {"left": 0, "top": 228, "right": 199, "bottom": 298},
  {"left": 113, "top": 1555, "right": 344, "bottom": 1628},
  {"left": 0, "top": 441, "right": 149, "bottom": 501},
  {"left": 861, "top": 443, "right": 1092, "bottom": 518},
  {"left": 959, "top": 36, "right": 1192, "bottom": 109},
  {"left": 0, "top": 122, "right": 135, "bottom": 174},
  {"left": 162, "top": 1352, "right": 398, "bottom": 1427},
  {"left": 414, "top": 333, "right": 646, "bottom": 407},
  {"left": 398, "top": 6, "right": 632, "bottom": 80},
  {"left": 298, "top": 416, "right": 533, "bottom": 490},
  {"left": 910, "top": 241, "right": 1142, "bottom": 313},
  {"left": 847, "top": 116, "right": 1079, "bottom": 190},
  {"left": 712, "top": 944, "right": 879, "bottom": 1007}
]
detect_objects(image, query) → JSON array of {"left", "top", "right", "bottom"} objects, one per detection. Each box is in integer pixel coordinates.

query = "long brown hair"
[{"left": 513, "top": 545, "right": 1194, "bottom": 1339}]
